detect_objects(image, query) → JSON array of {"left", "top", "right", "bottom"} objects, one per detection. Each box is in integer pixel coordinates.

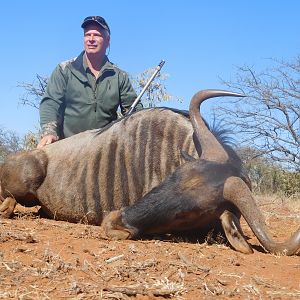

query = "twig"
[
  {"left": 105, "top": 254, "right": 124, "bottom": 264},
  {"left": 104, "top": 281, "right": 185, "bottom": 297}
]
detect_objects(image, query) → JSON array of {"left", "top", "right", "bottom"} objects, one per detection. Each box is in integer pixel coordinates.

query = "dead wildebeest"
[
  {"left": 0, "top": 94, "right": 245, "bottom": 225},
  {"left": 103, "top": 90, "right": 300, "bottom": 256}
]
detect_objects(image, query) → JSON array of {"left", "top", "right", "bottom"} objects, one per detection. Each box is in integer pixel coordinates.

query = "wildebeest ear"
[{"left": 180, "top": 150, "right": 197, "bottom": 162}]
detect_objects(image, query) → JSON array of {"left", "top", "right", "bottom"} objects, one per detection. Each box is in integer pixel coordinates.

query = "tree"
[
  {"left": 236, "top": 146, "right": 300, "bottom": 196},
  {"left": 18, "top": 74, "right": 48, "bottom": 110},
  {"left": 131, "top": 67, "right": 182, "bottom": 108},
  {"left": 0, "top": 127, "right": 23, "bottom": 162},
  {"left": 216, "top": 55, "right": 300, "bottom": 170},
  {"left": 237, "top": 146, "right": 281, "bottom": 194}
]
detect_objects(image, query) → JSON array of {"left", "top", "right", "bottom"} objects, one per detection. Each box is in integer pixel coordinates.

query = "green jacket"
[{"left": 40, "top": 51, "right": 142, "bottom": 138}]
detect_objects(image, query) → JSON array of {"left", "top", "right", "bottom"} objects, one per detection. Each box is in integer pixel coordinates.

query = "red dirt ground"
[{"left": 0, "top": 194, "right": 299, "bottom": 299}]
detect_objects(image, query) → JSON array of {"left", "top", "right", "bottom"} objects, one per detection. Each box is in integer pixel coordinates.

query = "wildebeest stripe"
[
  {"left": 118, "top": 143, "right": 130, "bottom": 207},
  {"left": 182, "top": 131, "right": 197, "bottom": 159},
  {"left": 66, "top": 158, "right": 82, "bottom": 212},
  {"left": 130, "top": 116, "right": 147, "bottom": 201},
  {"left": 89, "top": 149, "right": 103, "bottom": 224},
  {"left": 77, "top": 162, "right": 88, "bottom": 219},
  {"left": 160, "top": 115, "right": 177, "bottom": 180},
  {"left": 146, "top": 113, "right": 156, "bottom": 192},
  {"left": 99, "top": 137, "right": 112, "bottom": 213},
  {"left": 104, "top": 134, "right": 118, "bottom": 211},
  {"left": 109, "top": 132, "right": 125, "bottom": 210},
  {"left": 150, "top": 115, "right": 162, "bottom": 185}
]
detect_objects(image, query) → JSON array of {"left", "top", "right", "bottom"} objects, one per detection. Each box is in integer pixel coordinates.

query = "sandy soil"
[{"left": 0, "top": 194, "right": 299, "bottom": 299}]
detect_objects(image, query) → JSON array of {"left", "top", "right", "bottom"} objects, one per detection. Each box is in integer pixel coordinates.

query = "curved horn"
[
  {"left": 189, "top": 90, "right": 245, "bottom": 163},
  {"left": 223, "top": 176, "right": 300, "bottom": 255}
]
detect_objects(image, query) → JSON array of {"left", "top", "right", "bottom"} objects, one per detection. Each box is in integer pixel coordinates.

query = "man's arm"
[
  {"left": 37, "top": 122, "right": 59, "bottom": 149},
  {"left": 119, "top": 72, "right": 143, "bottom": 115},
  {"left": 38, "top": 64, "right": 68, "bottom": 147}
]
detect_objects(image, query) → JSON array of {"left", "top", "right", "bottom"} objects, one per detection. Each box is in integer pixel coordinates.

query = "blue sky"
[{"left": 1, "top": 1, "right": 300, "bottom": 136}]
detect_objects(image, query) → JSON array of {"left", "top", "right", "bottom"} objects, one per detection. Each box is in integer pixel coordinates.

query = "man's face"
[{"left": 84, "top": 24, "right": 110, "bottom": 55}]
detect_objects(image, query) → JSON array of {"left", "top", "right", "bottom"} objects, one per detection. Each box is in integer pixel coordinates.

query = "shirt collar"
[
  {"left": 70, "top": 51, "right": 115, "bottom": 81},
  {"left": 83, "top": 53, "right": 112, "bottom": 73}
]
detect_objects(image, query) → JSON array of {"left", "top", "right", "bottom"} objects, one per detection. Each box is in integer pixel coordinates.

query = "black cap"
[{"left": 81, "top": 16, "right": 110, "bottom": 34}]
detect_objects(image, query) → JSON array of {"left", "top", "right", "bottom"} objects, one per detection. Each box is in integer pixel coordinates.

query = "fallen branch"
[{"left": 104, "top": 281, "right": 185, "bottom": 297}]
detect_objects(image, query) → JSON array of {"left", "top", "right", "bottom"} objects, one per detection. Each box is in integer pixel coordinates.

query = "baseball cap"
[{"left": 81, "top": 16, "right": 110, "bottom": 34}]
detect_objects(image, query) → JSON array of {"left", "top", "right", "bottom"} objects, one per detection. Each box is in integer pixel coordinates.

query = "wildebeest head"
[{"left": 185, "top": 89, "right": 299, "bottom": 254}]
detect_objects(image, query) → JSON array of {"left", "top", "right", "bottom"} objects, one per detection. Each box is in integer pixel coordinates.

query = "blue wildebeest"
[
  {"left": 1, "top": 90, "right": 298, "bottom": 254},
  {"left": 103, "top": 90, "right": 300, "bottom": 256}
]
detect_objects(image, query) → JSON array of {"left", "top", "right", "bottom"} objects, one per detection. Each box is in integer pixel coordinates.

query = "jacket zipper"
[
  {"left": 92, "top": 69, "right": 109, "bottom": 113},
  {"left": 93, "top": 77, "right": 98, "bottom": 112}
]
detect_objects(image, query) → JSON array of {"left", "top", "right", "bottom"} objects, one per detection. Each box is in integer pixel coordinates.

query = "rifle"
[{"left": 126, "top": 60, "right": 165, "bottom": 115}]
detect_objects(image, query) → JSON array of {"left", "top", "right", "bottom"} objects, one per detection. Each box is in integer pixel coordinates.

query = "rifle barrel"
[{"left": 127, "top": 60, "right": 165, "bottom": 115}]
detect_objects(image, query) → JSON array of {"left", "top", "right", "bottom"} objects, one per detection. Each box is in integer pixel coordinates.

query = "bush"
[{"left": 238, "top": 146, "right": 300, "bottom": 196}]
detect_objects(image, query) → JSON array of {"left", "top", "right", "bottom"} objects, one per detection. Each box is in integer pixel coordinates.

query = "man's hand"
[{"left": 37, "top": 134, "right": 59, "bottom": 149}]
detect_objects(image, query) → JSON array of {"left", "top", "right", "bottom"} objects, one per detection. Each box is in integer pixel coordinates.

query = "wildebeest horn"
[
  {"left": 224, "top": 176, "right": 300, "bottom": 255},
  {"left": 189, "top": 90, "right": 245, "bottom": 163}
]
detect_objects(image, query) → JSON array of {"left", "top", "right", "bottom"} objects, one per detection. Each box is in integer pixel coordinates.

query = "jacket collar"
[{"left": 69, "top": 51, "right": 115, "bottom": 82}]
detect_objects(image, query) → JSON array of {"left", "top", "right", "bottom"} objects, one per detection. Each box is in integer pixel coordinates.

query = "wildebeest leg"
[
  {"left": 0, "top": 197, "right": 17, "bottom": 218},
  {"left": 220, "top": 210, "right": 253, "bottom": 254}
]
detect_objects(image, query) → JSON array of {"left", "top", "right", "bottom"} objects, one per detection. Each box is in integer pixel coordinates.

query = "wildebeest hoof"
[
  {"left": 0, "top": 197, "right": 17, "bottom": 218},
  {"left": 102, "top": 210, "right": 135, "bottom": 240}
]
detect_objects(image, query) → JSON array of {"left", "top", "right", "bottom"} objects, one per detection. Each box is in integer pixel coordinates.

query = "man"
[{"left": 38, "top": 16, "right": 142, "bottom": 148}]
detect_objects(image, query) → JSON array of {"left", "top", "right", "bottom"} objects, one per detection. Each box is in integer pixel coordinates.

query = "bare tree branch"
[
  {"left": 216, "top": 55, "right": 300, "bottom": 170},
  {"left": 0, "top": 127, "right": 23, "bottom": 162},
  {"left": 17, "top": 74, "right": 48, "bottom": 110}
]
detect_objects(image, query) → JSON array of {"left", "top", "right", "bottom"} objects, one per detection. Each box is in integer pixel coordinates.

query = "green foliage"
[
  {"left": 274, "top": 171, "right": 300, "bottom": 197},
  {"left": 238, "top": 146, "right": 300, "bottom": 196}
]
